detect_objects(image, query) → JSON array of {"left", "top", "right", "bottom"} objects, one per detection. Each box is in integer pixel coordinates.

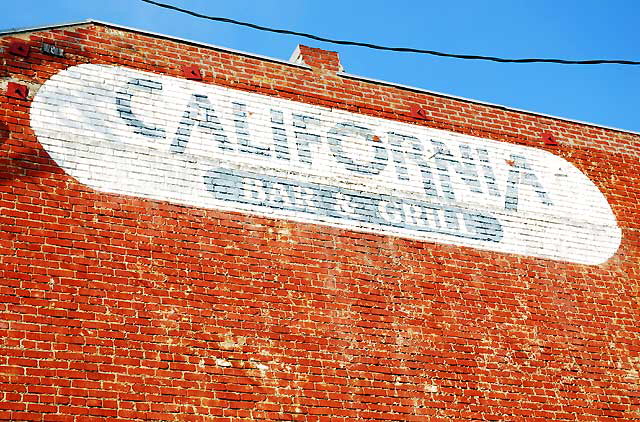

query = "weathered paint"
[{"left": 30, "top": 64, "right": 621, "bottom": 264}]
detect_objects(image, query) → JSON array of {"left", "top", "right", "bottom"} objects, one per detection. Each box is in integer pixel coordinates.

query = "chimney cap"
[{"left": 289, "top": 44, "right": 344, "bottom": 73}]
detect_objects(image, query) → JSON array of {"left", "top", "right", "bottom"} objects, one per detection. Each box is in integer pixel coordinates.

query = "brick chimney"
[{"left": 290, "top": 45, "right": 344, "bottom": 73}]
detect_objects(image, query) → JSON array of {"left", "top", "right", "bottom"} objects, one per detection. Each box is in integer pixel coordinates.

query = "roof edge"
[
  {"left": 0, "top": 19, "right": 637, "bottom": 137},
  {"left": 0, "top": 19, "right": 311, "bottom": 70},
  {"left": 0, "top": 19, "right": 95, "bottom": 36},
  {"left": 338, "top": 72, "right": 640, "bottom": 137}
]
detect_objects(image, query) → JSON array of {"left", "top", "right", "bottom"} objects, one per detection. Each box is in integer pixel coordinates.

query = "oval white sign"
[{"left": 30, "top": 64, "right": 621, "bottom": 265}]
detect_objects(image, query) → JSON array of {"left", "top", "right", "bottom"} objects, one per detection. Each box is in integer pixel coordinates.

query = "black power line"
[{"left": 140, "top": 0, "right": 640, "bottom": 66}]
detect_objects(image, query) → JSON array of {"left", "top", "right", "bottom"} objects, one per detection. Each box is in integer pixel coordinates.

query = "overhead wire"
[{"left": 140, "top": 0, "right": 640, "bottom": 66}]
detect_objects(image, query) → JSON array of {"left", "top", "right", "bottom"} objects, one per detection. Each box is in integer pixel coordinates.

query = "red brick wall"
[{"left": 1, "top": 23, "right": 639, "bottom": 421}]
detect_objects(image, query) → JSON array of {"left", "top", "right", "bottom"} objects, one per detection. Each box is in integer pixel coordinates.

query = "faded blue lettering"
[
  {"left": 234, "top": 102, "right": 270, "bottom": 156},
  {"left": 170, "top": 94, "right": 230, "bottom": 154},
  {"left": 270, "top": 109, "right": 290, "bottom": 160},
  {"left": 432, "top": 140, "right": 482, "bottom": 201},
  {"left": 327, "top": 122, "right": 388, "bottom": 175},
  {"left": 505, "top": 154, "right": 553, "bottom": 211},
  {"left": 292, "top": 114, "right": 322, "bottom": 166},
  {"left": 204, "top": 167, "right": 503, "bottom": 242},
  {"left": 116, "top": 78, "right": 165, "bottom": 139}
]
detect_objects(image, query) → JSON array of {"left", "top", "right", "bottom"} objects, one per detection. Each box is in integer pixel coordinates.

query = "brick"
[{"left": 0, "top": 20, "right": 638, "bottom": 422}]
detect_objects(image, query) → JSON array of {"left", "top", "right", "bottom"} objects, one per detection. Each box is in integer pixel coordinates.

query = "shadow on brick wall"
[
  {"left": 0, "top": 121, "right": 61, "bottom": 187},
  {"left": 0, "top": 122, "right": 8, "bottom": 146}
]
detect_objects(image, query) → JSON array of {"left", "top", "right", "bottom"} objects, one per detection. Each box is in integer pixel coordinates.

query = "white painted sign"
[{"left": 30, "top": 64, "right": 621, "bottom": 265}]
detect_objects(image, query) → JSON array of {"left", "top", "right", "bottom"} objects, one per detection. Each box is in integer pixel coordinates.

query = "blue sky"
[{"left": 3, "top": 0, "right": 640, "bottom": 133}]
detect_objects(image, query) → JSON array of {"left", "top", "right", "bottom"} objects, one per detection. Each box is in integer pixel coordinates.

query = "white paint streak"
[
  {"left": 215, "top": 358, "right": 232, "bottom": 368},
  {"left": 425, "top": 384, "right": 439, "bottom": 393}
]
